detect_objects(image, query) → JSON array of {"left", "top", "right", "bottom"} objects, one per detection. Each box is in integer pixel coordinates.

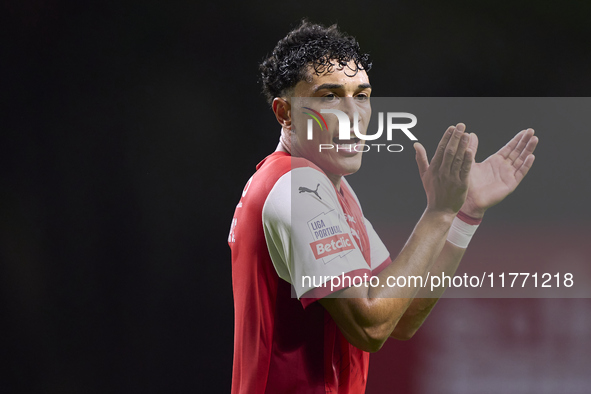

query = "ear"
[{"left": 272, "top": 97, "right": 291, "bottom": 129}]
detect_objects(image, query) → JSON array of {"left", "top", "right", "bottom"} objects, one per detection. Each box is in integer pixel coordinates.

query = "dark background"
[{"left": 3, "top": 1, "right": 591, "bottom": 393}]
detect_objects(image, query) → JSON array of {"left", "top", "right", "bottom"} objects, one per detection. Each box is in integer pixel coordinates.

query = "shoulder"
[
  {"left": 240, "top": 152, "right": 334, "bottom": 218},
  {"left": 256, "top": 152, "right": 324, "bottom": 175},
  {"left": 262, "top": 161, "right": 338, "bottom": 222},
  {"left": 254, "top": 152, "right": 330, "bottom": 197}
]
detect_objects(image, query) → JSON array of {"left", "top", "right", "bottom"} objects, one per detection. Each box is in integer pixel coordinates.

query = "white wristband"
[{"left": 447, "top": 215, "right": 480, "bottom": 248}]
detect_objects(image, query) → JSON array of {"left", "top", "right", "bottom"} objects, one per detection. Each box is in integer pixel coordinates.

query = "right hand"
[{"left": 413, "top": 123, "right": 474, "bottom": 216}]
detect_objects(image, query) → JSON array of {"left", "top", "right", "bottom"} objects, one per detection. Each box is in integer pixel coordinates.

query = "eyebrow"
[{"left": 314, "top": 83, "right": 372, "bottom": 93}]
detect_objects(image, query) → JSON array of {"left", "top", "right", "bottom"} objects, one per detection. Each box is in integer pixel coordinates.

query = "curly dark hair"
[{"left": 260, "top": 20, "right": 372, "bottom": 104}]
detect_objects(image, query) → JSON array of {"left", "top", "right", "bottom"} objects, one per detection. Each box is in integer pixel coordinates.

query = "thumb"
[{"left": 414, "top": 142, "right": 429, "bottom": 177}]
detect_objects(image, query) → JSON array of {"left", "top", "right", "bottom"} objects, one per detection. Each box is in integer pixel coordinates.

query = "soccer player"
[{"left": 228, "top": 20, "right": 538, "bottom": 393}]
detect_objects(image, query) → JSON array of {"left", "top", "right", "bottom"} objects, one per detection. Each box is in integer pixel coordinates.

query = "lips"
[
  {"left": 331, "top": 134, "right": 363, "bottom": 154},
  {"left": 332, "top": 136, "right": 361, "bottom": 146}
]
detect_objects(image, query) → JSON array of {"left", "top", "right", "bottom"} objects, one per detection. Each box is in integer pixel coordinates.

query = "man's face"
[{"left": 289, "top": 62, "right": 372, "bottom": 186}]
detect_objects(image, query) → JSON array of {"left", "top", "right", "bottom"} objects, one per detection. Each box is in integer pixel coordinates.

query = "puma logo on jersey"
[{"left": 299, "top": 184, "right": 321, "bottom": 200}]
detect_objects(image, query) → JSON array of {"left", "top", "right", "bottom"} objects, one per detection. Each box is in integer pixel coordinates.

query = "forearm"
[
  {"left": 369, "top": 209, "right": 455, "bottom": 300},
  {"left": 390, "top": 240, "right": 466, "bottom": 340},
  {"left": 319, "top": 124, "right": 476, "bottom": 352},
  {"left": 321, "top": 208, "right": 455, "bottom": 351}
]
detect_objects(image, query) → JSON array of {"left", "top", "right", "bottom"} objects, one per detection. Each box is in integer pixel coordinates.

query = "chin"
[{"left": 329, "top": 156, "right": 363, "bottom": 177}]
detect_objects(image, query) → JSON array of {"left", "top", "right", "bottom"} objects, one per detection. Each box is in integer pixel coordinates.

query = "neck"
[
  {"left": 274, "top": 128, "right": 342, "bottom": 191},
  {"left": 276, "top": 127, "right": 291, "bottom": 154},
  {"left": 321, "top": 172, "right": 341, "bottom": 191}
]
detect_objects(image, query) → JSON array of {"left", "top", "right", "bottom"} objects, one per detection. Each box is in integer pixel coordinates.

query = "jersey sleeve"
[
  {"left": 364, "top": 217, "right": 392, "bottom": 274},
  {"left": 262, "top": 167, "right": 371, "bottom": 307},
  {"left": 339, "top": 177, "right": 391, "bottom": 274}
]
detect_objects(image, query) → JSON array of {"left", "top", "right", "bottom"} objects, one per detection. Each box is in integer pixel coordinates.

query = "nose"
[{"left": 340, "top": 97, "right": 358, "bottom": 126}]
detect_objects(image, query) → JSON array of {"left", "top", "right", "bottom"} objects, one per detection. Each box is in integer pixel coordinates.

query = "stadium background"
[{"left": 3, "top": 1, "right": 591, "bottom": 392}]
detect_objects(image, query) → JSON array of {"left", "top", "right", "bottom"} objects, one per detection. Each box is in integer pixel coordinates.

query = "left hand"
[{"left": 460, "top": 128, "right": 539, "bottom": 219}]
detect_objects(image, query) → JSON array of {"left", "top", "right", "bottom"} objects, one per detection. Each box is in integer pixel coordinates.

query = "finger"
[
  {"left": 414, "top": 142, "right": 429, "bottom": 178},
  {"left": 513, "top": 135, "right": 538, "bottom": 169},
  {"left": 468, "top": 132, "right": 478, "bottom": 160},
  {"left": 497, "top": 129, "right": 526, "bottom": 159},
  {"left": 450, "top": 132, "right": 470, "bottom": 178},
  {"left": 429, "top": 125, "right": 456, "bottom": 170},
  {"left": 515, "top": 154, "right": 535, "bottom": 183},
  {"left": 459, "top": 148, "right": 474, "bottom": 183},
  {"left": 507, "top": 129, "right": 535, "bottom": 164},
  {"left": 440, "top": 123, "right": 466, "bottom": 173}
]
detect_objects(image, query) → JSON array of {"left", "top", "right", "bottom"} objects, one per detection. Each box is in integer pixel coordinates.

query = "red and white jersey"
[{"left": 229, "top": 151, "right": 390, "bottom": 394}]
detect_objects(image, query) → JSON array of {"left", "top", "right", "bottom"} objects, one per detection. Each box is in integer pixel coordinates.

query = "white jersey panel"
[{"left": 262, "top": 167, "right": 369, "bottom": 299}]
